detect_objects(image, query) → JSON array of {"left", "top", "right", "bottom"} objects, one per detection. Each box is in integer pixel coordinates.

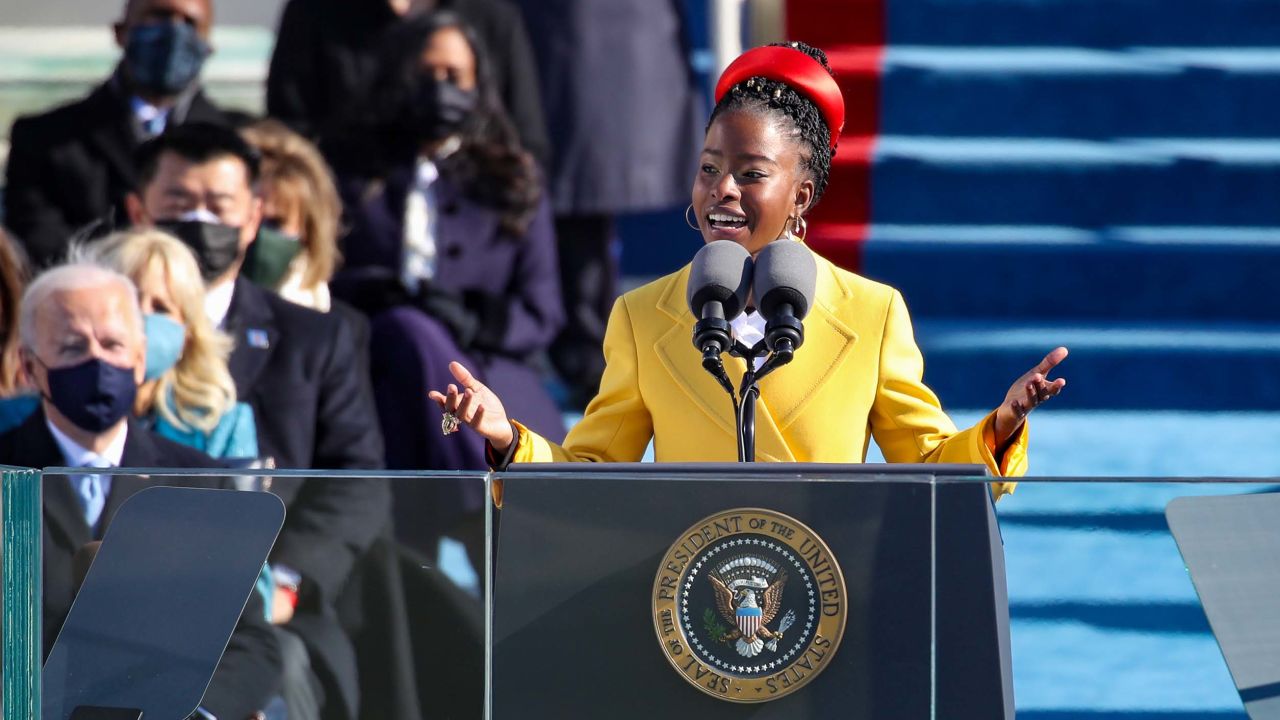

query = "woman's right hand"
[{"left": 428, "top": 361, "right": 515, "bottom": 453}]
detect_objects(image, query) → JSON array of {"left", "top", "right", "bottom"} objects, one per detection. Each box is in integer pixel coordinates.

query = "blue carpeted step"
[
  {"left": 871, "top": 137, "right": 1280, "bottom": 226},
  {"left": 860, "top": 225, "right": 1280, "bottom": 321},
  {"left": 881, "top": 48, "right": 1280, "bottom": 139},
  {"left": 909, "top": 320, "right": 1280, "bottom": 410},
  {"left": 1001, "top": 524, "right": 1199, "bottom": 603},
  {"left": 1009, "top": 622, "right": 1244, "bottom": 713},
  {"left": 887, "top": 0, "right": 1278, "bottom": 48}
]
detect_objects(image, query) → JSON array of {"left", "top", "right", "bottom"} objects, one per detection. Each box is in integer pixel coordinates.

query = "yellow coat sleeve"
[
  {"left": 511, "top": 296, "right": 653, "bottom": 464},
  {"left": 868, "top": 290, "right": 1025, "bottom": 499}
]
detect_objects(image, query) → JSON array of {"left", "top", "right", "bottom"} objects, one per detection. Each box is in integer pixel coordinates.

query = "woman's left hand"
[{"left": 994, "top": 346, "right": 1069, "bottom": 444}]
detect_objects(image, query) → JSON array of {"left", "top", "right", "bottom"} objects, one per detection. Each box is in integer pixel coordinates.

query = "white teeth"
[{"left": 708, "top": 213, "right": 746, "bottom": 224}]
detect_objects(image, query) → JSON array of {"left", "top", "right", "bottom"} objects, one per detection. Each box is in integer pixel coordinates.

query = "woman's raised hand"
[
  {"left": 428, "top": 361, "right": 516, "bottom": 452},
  {"left": 994, "top": 347, "right": 1068, "bottom": 444}
]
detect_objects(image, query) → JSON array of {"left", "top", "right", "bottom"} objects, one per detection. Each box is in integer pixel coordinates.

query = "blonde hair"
[
  {"left": 0, "top": 229, "right": 29, "bottom": 395},
  {"left": 85, "top": 229, "right": 238, "bottom": 434},
  {"left": 240, "top": 119, "right": 342, "bottom": 289}
]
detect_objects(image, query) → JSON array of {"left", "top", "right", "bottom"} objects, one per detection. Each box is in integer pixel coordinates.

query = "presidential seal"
[{"left": 652, "top": 508, "right": 847, "bottom": 703}]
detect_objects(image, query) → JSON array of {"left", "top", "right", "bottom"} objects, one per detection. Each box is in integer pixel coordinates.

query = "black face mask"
[
  {"left": 156, "top": 220, "right": 243, "bottom": 282},
  {"left": 42, "top": 357, "right": 139, "bottom": 433},
  {"left": 123, "top": 21, "right": 211, "bottom": 97},
  {"left": 406, "top": 77, "right": 478, "bottom": 141}
]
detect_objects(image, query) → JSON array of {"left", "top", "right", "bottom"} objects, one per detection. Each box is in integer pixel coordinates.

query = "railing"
[{"left": 6, "top": 469, "right": 1277, "bottom": 718}]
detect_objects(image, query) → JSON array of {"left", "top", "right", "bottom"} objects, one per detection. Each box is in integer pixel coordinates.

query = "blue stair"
[
  {"left": 873, "top": 138, "right": 1280, "bottom": 226},
  {"left": 888, "top": 0, "right": 1280, "bottom": 48},
  {"left": 871, "top": 0, "right": 1280, "bottom": 715},
  {"left": 883, "top": 48, "right": 1280, "bottom": 139}
]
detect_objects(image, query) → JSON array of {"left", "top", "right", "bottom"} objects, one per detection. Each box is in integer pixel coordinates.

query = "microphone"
[
  {"left": 686, "top": 241, "right": 753, "bottom": 361},
  {"left": 753, "top": 241, "right": 817, "bottom": 362}
]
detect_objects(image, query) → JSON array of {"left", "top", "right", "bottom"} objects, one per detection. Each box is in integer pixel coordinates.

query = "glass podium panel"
[
  {"left": 3, "top": 466, "right": 42, "bottom": 720},
  {"left": 19, "top": 466, "right": 1280, "bottom": 719},
  {"left": 939, "top": 475, "right": 1280, "bottom": 720},
  {"left": 489, "top": 465, "right": 939, "bottom": 719},
  {"left": 23, "top": 469, "right": 490, "bottom": 720}
]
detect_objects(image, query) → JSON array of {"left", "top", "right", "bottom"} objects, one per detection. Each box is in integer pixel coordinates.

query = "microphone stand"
[
  {"left": 700, "top": 322, "right": 803, "bottom": 462},
  {"left": 731, "top": 337, "right": 797, "bottom": 462}
]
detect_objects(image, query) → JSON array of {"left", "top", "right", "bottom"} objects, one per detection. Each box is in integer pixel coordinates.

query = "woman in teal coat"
[{"left": 86, "top": 229, "right": 258, "bottom": 459}]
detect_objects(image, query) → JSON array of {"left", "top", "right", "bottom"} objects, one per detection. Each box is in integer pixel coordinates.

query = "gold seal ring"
[
  {"left": 441, "top": 411, "right": 461, "bottom": 436},
  {"left": 652, "top": 507, "right": 847, "bottom": 703}
]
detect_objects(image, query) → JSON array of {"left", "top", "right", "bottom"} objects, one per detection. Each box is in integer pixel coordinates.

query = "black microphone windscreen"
[
  {"left": 754, "top": 241, "right": 818, "bottom": 320},
  {"left": 687, "top": 240, "right": 753, "bottom": 319}
]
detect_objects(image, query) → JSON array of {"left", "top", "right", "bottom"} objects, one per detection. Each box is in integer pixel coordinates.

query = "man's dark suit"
[
  {"left": 3, "top": 77, "right": 227, "bottom": 267},
  {"left": 0, "top": 408, "right": 280, "bottom": 720},
  {"left": 224, "top": 278, "right": 390, "bottom": 717}
]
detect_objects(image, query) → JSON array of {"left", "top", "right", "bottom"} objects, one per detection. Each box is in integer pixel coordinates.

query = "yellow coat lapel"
[
  {"left": 758, "top": 259, "right": 859, "bottom": 432},
  {"left": 653, "top": 265, "right": 739, "bottom": 440}
]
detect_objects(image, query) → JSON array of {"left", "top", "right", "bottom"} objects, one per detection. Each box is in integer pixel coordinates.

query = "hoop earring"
[
  {"left": 788, "top": 215, "right": 808, "bottom": 242},
  {"left": 685, "top": 204, "right": 700, "bottom": 231}
]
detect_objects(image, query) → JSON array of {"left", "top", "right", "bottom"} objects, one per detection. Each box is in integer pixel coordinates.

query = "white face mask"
[{"left": 176, "top": 207, "right": 223, "bottom": 224}]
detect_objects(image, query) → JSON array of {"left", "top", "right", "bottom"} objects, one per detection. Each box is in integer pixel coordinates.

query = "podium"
[{"left": 491, "top": 464, "right": 1013, "bottom": 718}]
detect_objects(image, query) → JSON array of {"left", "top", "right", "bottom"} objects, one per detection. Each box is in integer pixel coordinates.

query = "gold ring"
[{"left": 441, "top": 411, "right": 461, "bottom": 436}]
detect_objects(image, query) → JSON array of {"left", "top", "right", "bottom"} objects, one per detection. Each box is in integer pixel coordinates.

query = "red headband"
[{"left": 714, "top": 45, "right": 845, "bottom": 150}]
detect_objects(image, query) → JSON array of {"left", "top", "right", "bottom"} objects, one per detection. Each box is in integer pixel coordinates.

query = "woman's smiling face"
[{"left": 692, "top": 108, "right": 814, "bottom": 256}]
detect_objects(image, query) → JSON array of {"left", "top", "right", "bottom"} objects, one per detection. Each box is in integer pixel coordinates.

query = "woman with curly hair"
[{"left": 329, "top": 10, "right": 566, "bottom": 473}]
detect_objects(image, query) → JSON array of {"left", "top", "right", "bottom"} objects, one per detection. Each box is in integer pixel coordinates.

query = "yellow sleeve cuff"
[{"left": 980, "top": 412, "right": 1028, "bottom": 501}]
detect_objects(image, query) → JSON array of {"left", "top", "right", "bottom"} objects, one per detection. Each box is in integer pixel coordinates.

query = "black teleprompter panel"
[{"left": 492, "top": 471, "right": 941, "bottom": 719}]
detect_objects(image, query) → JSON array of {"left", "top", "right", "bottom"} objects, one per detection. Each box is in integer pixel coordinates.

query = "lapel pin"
[{"left": 247, "top": 329, "right": 270, "bottom": 349}]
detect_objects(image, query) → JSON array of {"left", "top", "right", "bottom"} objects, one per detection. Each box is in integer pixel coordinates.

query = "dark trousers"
[{"left": 549, "top": 214, "right": 618, "bottom": 407}]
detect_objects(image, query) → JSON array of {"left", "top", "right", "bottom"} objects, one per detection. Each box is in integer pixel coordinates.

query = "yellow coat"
[{"left": 510, "top": 250, "right": 1025, "bottom": 498}]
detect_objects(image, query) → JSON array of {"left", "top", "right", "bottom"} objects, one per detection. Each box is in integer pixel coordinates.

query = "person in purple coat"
[{"left": 327, "top": 11, "right": 566, "bottom": 556}]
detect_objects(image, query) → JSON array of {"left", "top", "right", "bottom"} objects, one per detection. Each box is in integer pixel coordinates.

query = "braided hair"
[{"left": 707, "top": 41, "right": 836, "bottom": 209}]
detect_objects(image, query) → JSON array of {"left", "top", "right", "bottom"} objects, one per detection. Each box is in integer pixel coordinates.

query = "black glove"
[
  {"left": 330, "top": 267, "right": 412, "bottom": 316},
  {"left": 460, "top": 289, "right": 510, "bottom": 353},
  {"left": 416, "top": 281, "right": 480, "bottom": 349}
]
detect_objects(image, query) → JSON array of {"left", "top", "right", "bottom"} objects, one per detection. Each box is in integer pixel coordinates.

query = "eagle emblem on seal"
[{"left": 709, "top": 557, "right": 796, "bottom": 658}]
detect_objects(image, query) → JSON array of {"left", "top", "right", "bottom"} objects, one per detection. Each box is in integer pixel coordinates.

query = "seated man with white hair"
[{"left": 0, "top": 262, "right": 282, "bottom": 720}]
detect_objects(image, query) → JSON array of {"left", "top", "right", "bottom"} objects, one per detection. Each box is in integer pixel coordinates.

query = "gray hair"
[{"left": 19, "top": 263, "right": 142, "bottom": 350}]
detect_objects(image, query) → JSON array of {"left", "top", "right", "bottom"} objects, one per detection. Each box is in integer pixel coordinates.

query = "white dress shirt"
[
  {"left": 401, "top": 157, "right": 442, "bottom": 291},
  {"left": 204, "top": 277, "right": 236, "bottom": 329},
  {"left": 400, "top": 136, "right": 463, "bottom": 292}
]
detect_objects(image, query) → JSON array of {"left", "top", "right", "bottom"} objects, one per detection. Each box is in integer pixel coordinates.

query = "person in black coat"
[
  {"left": 0, "top": 262, "right": 280, "bottom": 720},
  {"left": 265, "top": 0, "right": 549, "bottom": 167},
  {"left": 3, "top": 0, "right": 228, "bottom": 267},
  {"left": 125, "top": 123, "right": 390, "bottom": 719},
  {"left": 511, "top": 0, "right": 705, "bottom": 406}
]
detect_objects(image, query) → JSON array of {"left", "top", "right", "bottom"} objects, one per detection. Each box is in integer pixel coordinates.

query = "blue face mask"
[
  {"left": 42, "top": 358, "right": 139, "bottom": 433},
  {"left": 143, "top": 313, "right": 186, "bottom": 381},
  {"left": 123, "top": 20, "right": 211, "bottom": 97}
]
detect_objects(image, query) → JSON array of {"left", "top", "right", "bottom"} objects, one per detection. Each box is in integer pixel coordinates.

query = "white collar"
[
  {"left": 204, "top": 278, "right": 237, "bottom": 328},
  {"left": 731, "top": 309, "right": 767, "bottom": 346},
  {"left": 730, "top": 310, "right": 768, "bottom": 369},
  {"left": 130, "top": 96, "right": 166, "bottom": 122},
  {"left": 413, "top": 156, "right": 441, "bottom": 189},
  {"left": 46, "top": 415, "right": 127, "bottom": 469},
  {"left": 413, "top": 135, "right": 462, "bottom": 187}
]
